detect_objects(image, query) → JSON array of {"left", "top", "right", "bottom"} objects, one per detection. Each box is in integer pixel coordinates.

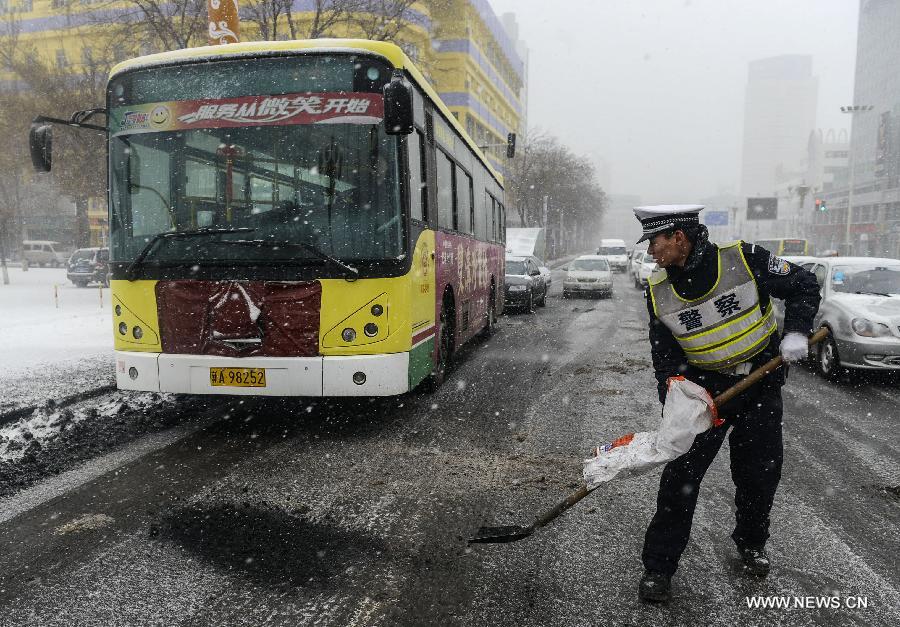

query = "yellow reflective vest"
[{"left": 648, "top": 242, "right": 777, "bottom": 372}]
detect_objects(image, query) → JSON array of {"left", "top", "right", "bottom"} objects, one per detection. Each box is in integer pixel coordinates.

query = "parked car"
[
  {"left": 538, "top": 264, "right": 552, "bottom": 286},
  {"left": 22, "top": 240, "right": 69, "bottom": 267},
  {"left": 800, "top": 257, "right": 900, "bottom": 378},
  {"left": 632, "top": 251, "right": 657, "bottom": 288},
  {"left": 521, "top": 254, "right": 552, "bottom": 287},
  {"left": 67, "top": 247, "right": 110, "bottom": 287},
  {"left": 562, "top": 255, "right": 613, "bottom": 298},
  {"left": 596, "top": 238, "right": 628, "bottom": 272},
  {"left": 505, "top": 256, "right": 547, "bottom": 311},
  {"left": 628, "top": 247, "right": 647, "bottom": 281}
]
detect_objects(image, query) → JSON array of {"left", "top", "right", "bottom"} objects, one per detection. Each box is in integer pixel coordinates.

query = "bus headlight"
[
  {"left": 132, "top": 326, "right": 143, "bottom": 340},
  {"left": 118, "top": 322, "right": 128, "bottom": 335},
  {"left": 364, "top": 323, "right": 378, "bottom": 337},
  {"left": 342, "top": 328, "right": 357, "bottom": 342},
  {"left": 371, "top": 304, "right": 384, "bottom": 316}
]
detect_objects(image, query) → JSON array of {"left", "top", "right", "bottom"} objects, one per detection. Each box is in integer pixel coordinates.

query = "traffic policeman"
[{"left": 632, "top": 205, "right": 821, "bottom": 603}]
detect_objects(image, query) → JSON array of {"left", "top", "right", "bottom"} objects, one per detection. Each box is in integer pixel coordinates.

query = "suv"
[
  {"left": 22, "top": 240, "right": 69, "bottom": 267},
  {"left": 67, "top": 247, "right": 110, "bottom": 287}
]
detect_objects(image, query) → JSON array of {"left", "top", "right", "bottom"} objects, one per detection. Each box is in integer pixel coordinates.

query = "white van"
[
  {"left": 596, "top": 238, "right": 628, "bottom": 271},
  {"left": 22, "top": 240, "right": 69, "bottom": 267}
]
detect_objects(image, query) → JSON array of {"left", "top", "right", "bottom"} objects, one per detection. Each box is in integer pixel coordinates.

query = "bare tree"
[
  {"left": 350, "top": 0, "right": 420, "bottom": 41},
  {"left": 1, "top": 14, "right": 106, "bottom": 251},
  {"left": 505, "top": 130, "right": 606, "bottom": 256},
  {"left": 103, "top": 0, "right": 208, "bottom": 50},
  {"left": 243, "top": 0, "right": 296, "bottom": 41}
]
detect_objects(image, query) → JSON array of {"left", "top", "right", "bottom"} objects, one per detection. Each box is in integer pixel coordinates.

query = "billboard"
[
  {"left": 703, "top": 211, "right": 729, "bottom": 226},
  {"left": 746, "top": 197, "right": 777, "bottom": 221}
]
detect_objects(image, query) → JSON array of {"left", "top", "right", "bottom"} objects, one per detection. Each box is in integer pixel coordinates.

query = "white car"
[
  {"left": 597, "top": 238, "right": 628, "bottom": 272},
  {"left": 628, "top": 247, "right": 647, "bottom": 280},
  {"left": 633, "top": 251, "right": 657, "bottom": 288},
  {"left": 562, "top": 255, "right": 613, "bottom": 298},
  {"left": 22, "top": 240, "right": 69, "bottom": 267}
]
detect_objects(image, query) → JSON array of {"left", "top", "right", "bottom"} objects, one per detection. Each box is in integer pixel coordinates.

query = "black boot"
[
  {"left": 638, "top": 570, "right": 672, "bottom": 602},
  {"left": 739, "top": 547, "right": 771, "bottom": 577}
]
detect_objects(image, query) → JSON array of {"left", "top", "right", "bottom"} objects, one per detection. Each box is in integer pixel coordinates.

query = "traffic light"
[
  {"left": 815, "top": 199, "right": 827, "bottom": 212},
  {"left": 506, "top": 132, "right": 517, "bottom": 158}
]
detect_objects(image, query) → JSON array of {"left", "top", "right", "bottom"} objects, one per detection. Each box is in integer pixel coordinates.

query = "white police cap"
[{"left": 633, "top": 204, "right": 704, "bottom": 243}]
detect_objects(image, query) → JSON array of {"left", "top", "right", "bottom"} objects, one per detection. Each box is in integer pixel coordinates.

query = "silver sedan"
[{"left": 801, "top": 257, "right": 900, "bottom": 378}]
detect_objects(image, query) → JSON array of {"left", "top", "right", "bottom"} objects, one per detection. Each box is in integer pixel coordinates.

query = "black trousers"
[{"left": 641, "top": 375, "right": 784, "bottom": 576}]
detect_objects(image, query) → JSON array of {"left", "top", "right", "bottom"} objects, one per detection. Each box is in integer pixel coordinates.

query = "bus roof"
[{"left": 109, "top": 39, "right": 503, "bottom": 186}]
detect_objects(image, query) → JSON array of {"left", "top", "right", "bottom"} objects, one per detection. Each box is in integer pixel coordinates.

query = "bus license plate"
[{"left": 209, "top": 367, "right": 267, "bottom": 387}]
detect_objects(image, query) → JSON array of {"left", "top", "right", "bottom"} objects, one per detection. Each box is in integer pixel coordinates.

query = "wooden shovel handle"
[{"left": 712, "top": 327, "right": 830, "bottom": 408}]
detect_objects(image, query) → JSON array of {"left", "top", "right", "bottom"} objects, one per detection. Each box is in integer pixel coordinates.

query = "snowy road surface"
[{"left": 0, "top": 269, "right": 897, "bottom": 626}]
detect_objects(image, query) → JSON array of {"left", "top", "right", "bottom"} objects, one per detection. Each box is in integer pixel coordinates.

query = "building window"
[
  {"left": 82, "top": 47, "right": 93, "bottom": 67},
  {"left": 56, "top": 49, "right": 68, "bottom": 68}
]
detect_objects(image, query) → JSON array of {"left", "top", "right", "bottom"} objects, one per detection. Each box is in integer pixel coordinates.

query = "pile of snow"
[
  {"left": 0, "top": 392, "right": 167, "bottom": 462},
  {"left": 0, "top": 267, "right": 112, "bottom": 378}
]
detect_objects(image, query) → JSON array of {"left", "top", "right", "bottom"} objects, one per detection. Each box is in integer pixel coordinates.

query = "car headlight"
[
  {"left": 509, "top": 284, "right": 527, "bottom": 292},
  {"left": 851, "top": 317, "right": 892, "bottom": 337}
]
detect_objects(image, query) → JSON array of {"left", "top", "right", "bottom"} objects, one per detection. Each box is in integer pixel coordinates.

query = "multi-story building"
[
  {"left": 740, "top": 55, "right": 819, "bottom": 200},
  {"left": 815, "top": 0, "right": 900, "bottom": 257},
  {"left": 2, "top": 0, "right": 525, "bottom": 241}
]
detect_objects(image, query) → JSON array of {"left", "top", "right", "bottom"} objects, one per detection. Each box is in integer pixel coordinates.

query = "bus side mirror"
[
  {"left": 506, "top": 132, "right": 516, "bottom": 158},
  {"left": 29, "top": 123, "right": 52, "bottom": 172},
  {"left": 383, "top": 71, "right": 413, "bottom": 135}
]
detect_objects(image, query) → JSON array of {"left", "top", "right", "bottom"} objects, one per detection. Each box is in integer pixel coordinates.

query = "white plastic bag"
[{"left": 582, "top": 376, "right": 721, "bottom": 489}]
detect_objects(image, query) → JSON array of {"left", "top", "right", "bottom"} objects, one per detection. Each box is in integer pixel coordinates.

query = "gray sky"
[{"left": 488, "top": 0, "right": 859, "bottom": 203}]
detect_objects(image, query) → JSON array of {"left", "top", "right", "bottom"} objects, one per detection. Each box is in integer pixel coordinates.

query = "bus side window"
[
  {"left": 476, "top": 191, "right": 488, "bottom": 240},
  {"left": 436, "top": 150, "right": 454, "bottom": 230},
  {"left": 468, "top": 175, "right": 475, "bottom": 236},
  {"left": 499, "top": 202, "right": 505, "bottom": 244},
  {"left": 457, "top": 166, "right": 473, "bottom": 234},
  {"left": 490, "top": 196, "right": 497, "bottom": 242},
  {"left": 409, "top": 130, "right": 425, "bottom": 221}
]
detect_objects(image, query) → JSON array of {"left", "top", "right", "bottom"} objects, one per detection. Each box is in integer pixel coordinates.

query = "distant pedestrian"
[{"left": 632, "top": 205, "right": 821, "bottom": 603}]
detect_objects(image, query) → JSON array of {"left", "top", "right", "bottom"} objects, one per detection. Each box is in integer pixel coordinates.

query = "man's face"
[{"left": 647, "top": 231, "right": 691, "bottom": 268}]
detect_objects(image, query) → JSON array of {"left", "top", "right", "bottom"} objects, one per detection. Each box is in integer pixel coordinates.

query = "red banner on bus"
[{"left": 113, "top": 92, "right": 384, "bottom": 135}]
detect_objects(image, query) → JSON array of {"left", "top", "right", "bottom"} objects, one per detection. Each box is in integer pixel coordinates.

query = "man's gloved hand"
[{"left": 780, "top": 332, "right": 808, "bottom": 363}]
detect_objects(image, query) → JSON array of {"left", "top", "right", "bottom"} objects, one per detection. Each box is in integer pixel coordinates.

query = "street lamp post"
[{"left": 840, "top": 105, "right": 874, "bottom": 256}]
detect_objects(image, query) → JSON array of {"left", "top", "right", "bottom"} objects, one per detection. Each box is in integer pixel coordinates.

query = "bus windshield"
[{"left": 107, "top": 56, "right": 403, "bottom": 266}]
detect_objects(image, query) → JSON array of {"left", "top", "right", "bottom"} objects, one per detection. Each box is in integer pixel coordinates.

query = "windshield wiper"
[
  {"left": 125, "top": 228, "right": 256, "bottom": 281},
  {"left": 854, "top": 291, "right": 893, "bottom": 297},
  {"left": 225, "top": 239, "right": 359, "bottom": 278}
]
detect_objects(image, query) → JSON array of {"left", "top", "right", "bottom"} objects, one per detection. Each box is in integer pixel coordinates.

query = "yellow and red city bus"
[{"left": 30, "top": 39, "right": 508, "bottom": 396}]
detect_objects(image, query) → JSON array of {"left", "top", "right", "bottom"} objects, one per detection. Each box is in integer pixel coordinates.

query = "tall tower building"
[
  {"left": 818, "top": 0, "right": 900, "bottom": 256},
  {"left": 740, "top": 55, "right": 819, "bottom": 198}
]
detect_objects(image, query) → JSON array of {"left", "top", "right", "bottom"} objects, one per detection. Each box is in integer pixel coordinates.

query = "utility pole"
[{"left": 840, "top": 105, "right": 874, "bottom": 255}]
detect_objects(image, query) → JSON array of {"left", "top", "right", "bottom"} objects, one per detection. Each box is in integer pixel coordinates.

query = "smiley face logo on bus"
[{"left": 150, "top": 105, "right": 170, "bottom": 127}]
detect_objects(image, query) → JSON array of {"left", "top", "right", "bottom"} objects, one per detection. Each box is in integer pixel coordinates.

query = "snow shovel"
[{"left": 468, "top": 327, "right": 830, "bottom": 544}]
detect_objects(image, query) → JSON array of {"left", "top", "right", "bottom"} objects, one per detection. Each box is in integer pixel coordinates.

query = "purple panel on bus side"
[{"left": 434, "top": 231, "right": 504, "bottom": 350}]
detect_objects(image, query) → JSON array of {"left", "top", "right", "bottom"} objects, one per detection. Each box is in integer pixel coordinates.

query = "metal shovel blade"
[{"left": 468, "top": 524, "right": 534, "bottom": 544}]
